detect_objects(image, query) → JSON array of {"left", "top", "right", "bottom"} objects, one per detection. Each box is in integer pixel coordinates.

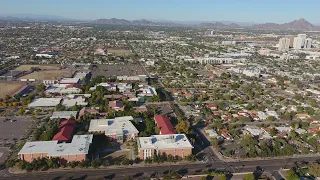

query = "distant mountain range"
[
  {"left": 0, "top": 14, "right": 319, "bottom": 30},
  {"left": 199, "top": 22, "right": 240, "bottom": 28},
  {"left": 252, "top": 18, "right": 317, "bottom": 31},
  {"left": 91, "top": 18, "right": 320, "bottom": 30}
]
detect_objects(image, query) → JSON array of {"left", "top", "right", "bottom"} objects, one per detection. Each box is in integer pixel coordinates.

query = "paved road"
[{"left": 1, "top": 155, "right": 318, "bottom": 180}]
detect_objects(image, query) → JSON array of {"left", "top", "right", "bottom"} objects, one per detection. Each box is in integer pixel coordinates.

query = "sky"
[{"left": 1, "top": 0, "right": 320, "bottom": 23}]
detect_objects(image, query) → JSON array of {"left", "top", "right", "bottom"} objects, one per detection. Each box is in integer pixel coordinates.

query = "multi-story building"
[
  {"left": 278, "top": 38, "right": 290, "bottom": 51},
  {"left": 18, "top": 134, "right": 93, "bottom": 164},
  {"left": 88, "top": 116, "right": 138, "bottom": 142},
  {"left": 137, "top": 134, "right": 193, "bottom": 160},
  {"left": 293, "top": 34, "right": 307, "bottom": 49},
  {"left": 305, "top": 38, "right": 312, "bottom": 49}
]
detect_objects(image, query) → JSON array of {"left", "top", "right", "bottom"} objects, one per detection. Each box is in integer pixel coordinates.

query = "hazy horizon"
[{"left": 1, "top": 0, "right": 320, "bottom": 24}]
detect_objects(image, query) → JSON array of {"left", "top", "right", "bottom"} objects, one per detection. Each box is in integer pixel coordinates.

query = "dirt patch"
[
  {"left": 0, "top": 82, "right": 27, "bottom": 98},
  {"left": 19, "top": 70, "right": 74, "bottom": 80},
  {"left": 108, "top": 48, "right": 132, "bottom": 56},
  {"left": 14, "top": 64, "right": 62, "bottom": 71}
]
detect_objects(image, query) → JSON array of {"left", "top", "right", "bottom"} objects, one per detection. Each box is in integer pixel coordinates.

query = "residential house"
[
  {"left": 295, "top": 113, "right": 311, "bottom": 120},
  {"left": 78, "top": 107, "right": 99, "bottom": 118},
  {"left": 220, "top": 129, "right": 233, "bottom": 140},
  {"left": 307, "top": 118, "right": 320, "bottom": 124},
  {"left": 108, "top": 101, "right": 125, "bottom": 111},
  {"left": 206, "top": 104, "right": 218, "bottom": 111},
  {"left": 244, "top": 126, "right": 272, "bottom": 139}
]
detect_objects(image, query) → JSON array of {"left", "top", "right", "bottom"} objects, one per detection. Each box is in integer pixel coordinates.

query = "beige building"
[
  {"left": 18, "top": 135, "right": 93, "bottom": 164},
  {"left": 137, "top": 134, "right": 193, "bottom": 160}
]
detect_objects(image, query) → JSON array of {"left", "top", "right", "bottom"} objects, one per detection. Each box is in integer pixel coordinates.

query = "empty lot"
[
  {"left": 108, "top": 48, "right": 132, "bottom": 56},
  {"left": 19, "top": 70, "right": 74, "bottom": 80},
  {"left": 14, "top": 64, "right": 62, "bottom": 71},
  {"left": 0, "top": 82, "right": 27, "bottom": 98},
  {"left": 92, "top": 63, "right": 145, "bottom": 78}
]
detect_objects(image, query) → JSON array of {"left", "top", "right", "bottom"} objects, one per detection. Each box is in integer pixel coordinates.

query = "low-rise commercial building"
[
  {"left": 28, "top": 98, "right": 62, "bottom": 108},
  {"left": 50, "top": 111, "right": 78, "bottom": 119}
]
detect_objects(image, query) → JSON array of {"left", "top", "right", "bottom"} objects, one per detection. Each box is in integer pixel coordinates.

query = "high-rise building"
[
  {"left": 278, "top": 38, "right": 290, "bottom": 51},
  {"left": 293, "top": 34, "right": 311, "bottom": 49},
  {"left": 304, "top": 38, "right": 312, "bottom": 49},
  {"left": 287, "top": 35, "right": 295, "bottom": 48}
]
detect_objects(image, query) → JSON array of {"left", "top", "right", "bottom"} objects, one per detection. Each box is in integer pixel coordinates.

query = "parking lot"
[
  {"left": 0, "top": 147, "right": 9, "bottom": 164},
  {"left": 92, "top": 63, "right": 145, "bottom": 78},
  {"left": 0, "top": 116, "right": 33, "bottom": 143}
]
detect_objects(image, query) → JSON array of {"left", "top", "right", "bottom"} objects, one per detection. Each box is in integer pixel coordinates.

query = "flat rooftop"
[
  {"left": 137, "top": 134, "right": 193, "bottom": 150},
  {"left": 28, "top": 98, "right": 62, "bottom": 107},
  {"left": 19, "top": 134, "right": 93, "bottom": 156},
  {"left": 89, "top": 116, "right": 138, "bottom": 135},
  {"left": 60, "top": 78, "right": 80, "bottom": 84},
  {"left": 50, "top": 111, "right": 78, "bottom": 119}
]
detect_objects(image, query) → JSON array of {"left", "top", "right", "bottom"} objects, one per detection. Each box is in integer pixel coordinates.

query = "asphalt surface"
[{"left": 1, "top": 155, "right": 318, "bottom": 180}]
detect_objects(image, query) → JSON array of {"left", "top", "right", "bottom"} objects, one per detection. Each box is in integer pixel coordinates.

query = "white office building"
[{"left": 293, "top": 34, "right": 308, "bottom": 49}]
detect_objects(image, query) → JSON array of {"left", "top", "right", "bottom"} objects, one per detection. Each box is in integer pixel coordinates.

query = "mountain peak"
[
  {"left": 253, "top": 18, "right": 316, "bottom": 30},
  {"left": 297, "top": 18, "right": 306, "bottom": 21}
]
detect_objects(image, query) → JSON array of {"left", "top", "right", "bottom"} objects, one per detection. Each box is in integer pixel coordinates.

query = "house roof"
[
  {"left": 154, "top": 115, "right": 176, "bottom": 135},
  {"left": 109, "top": 101, "right": 124, "bottom": 108}
]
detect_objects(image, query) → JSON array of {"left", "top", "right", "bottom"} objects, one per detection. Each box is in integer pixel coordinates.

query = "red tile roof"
[
  {"left": 53, "top": 120, "right": 76, "bottom": 141},
  {"left": 58, "top": 119, "right": 76, "bottom": 128},
  {"left": 66, "top": 83, "right": 82, "bottom": 89},
  {"left": 154, "top": 115, "right": 176, "bottom": 135}
]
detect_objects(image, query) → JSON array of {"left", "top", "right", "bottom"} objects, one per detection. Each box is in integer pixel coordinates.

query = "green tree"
[
  {"left": 200, "top": 176, "right": 207, "bottom": 180},
  {"left": 210, "top": 138, "right": 219, "bottom": 147},
  {"left": 308, "top": 163, "right": 320, "bottom": 177},
  {"left": 243, "top": 173, "right": 255, "bottom": 180},
  {"left": 220, "top": 174, "right": 227, "bottom": 180},
  {"left": 267, "top": 116, "right": 276, "bottom": 121},
  {"left": 269, "top": 128, "right": 276, "bottom": 137},
  {"left": 55, "top": 104, "right": 65, "bottom": 111},
  {"left": 175, "top": 120, "right": 190, "bottom": 134},
  {"left": 285, "top": 170, "right": 299, "bottom": 180}
]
